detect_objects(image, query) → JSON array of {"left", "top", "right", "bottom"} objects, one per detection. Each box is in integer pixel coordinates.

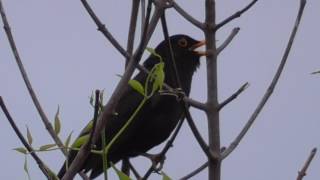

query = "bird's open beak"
[{"left": 189, "top": 40, "right": 207, "bottom": 56}]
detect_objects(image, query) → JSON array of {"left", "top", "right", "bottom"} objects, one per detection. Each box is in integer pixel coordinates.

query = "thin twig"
[
  {"left": 217, "top": 27, "right": 240, "bottom": 55},
  {"left": 222, "top": 0, "right": 307, "bottom": 159},
  {"left": 0, "top": 97, "right": 50, "bottom": 178},
  {"left": 218, "top": 82, "right": 249, "bottom": 111},
  {"left": 0, "top": 0, "right": 67, "bottom": 155},
  {"left": 170, "top": 0, "right": 204, "bottom": 29},
  {"left": 121, "top": 158, "right": 131, "bottom": 177},
  {"left": 180, "top": 161, "right": 208, "bottom": 180},
  {"left": 80, "top": 0, "right": 130, "bottom": 59},
  {"left": 215, "top": 0, "right": 258, "bottom": 31},
  {"left": 297, "top": 148, "right": 317, "bottom": 180},
  {"left": 140, "top": 0, "right": 146, "bottom": 37},
  {"left": 88, "top": 90, "right": 100, "bottom": 148},
  {"left": 184, "top": 97, "right": 207, "bottom": 110},
  {"left": 160, "top": 12, "right": 181, "bottom": 88},
  {"left": 142, "top": 118, "right": 185, "bottom": 180},
  {"left": 184, "top": 104, "right": 216, "bottom": 160},
  {"left": 128, "top": 160, "right": 142, "bottom": 180},
  {"left": 125, "top": 0, "right": 140, "bottom": 67},
  {"left": 61, "top": 1, "right": 162, "bottom": 179}
]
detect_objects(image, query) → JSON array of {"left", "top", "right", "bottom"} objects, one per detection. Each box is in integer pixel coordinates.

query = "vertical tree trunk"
[{"left": 204, "top": 0, "right": 221, "bottom": 180}]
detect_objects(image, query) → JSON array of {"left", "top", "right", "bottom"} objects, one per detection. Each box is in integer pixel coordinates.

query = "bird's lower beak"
[{"left": 189, "top": 40, "right": 207, "bottom": 56}]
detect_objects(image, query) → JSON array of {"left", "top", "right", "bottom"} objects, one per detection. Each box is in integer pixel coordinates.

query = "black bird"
[{"left": 58, "top": 34, "right": 205, "bottom": 179}]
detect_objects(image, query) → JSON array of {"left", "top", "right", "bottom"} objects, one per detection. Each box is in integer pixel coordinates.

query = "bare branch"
[
  {"left": 180, "top": 162, "right": 208, "bottom": 180},
  {"left": 0, "top": 0, "right": 67, "bottom": 155},
  {"left": 121, "top": 158, "right": 131, "bottom": 177},
  {"left": 87, "top": 90, "right": 100, "bottom": 148},
  {"left": 215, "top": 0, "right": 258, "bottom": 31},
  {"left": 125, "top": 0, "right": 140, "bottom": 67},
  {"left": 217, "top": 27, "right": 240, "bottom": 55},
  {"left": 141, "top": 0, "right": 146, "bottom": 37},
  {"left": 179, "top": 147, "right": 225, "bottom": 180},
  {"left": 0, "top": 97, "right": 50, "bottom": 178},
  {"left": 80, "top": 0, "right": 130, "bottom": 58},
  {"left": 297, "top": 148, "right": 317, "bottom": 180},
  {"left": 184, "top": 97, "right": 207, "bottom": 110},
  {"left": 222, "top": 0, "right": 307, "bottom": 159},
  {"left": 128, "top": 160, "right": 142, "bottom": 179},
  {"left": 218, "top": 82, "right": 249, "bottom": 111},
  {"left": 170, "top": 0, "right": 204, "bottom": 29},
  {"left": 142, "top": 118, "right": 184, "bottom": 180}
]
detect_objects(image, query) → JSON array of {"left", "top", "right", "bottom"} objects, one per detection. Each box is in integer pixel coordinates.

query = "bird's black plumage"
[{"left": 58, "top": 34, "right": 205, "bottom": 179}]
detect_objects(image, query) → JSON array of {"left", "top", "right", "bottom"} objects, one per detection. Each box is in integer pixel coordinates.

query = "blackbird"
[{"left": 58, "top": 34, "right": 205, "bottom": 179}]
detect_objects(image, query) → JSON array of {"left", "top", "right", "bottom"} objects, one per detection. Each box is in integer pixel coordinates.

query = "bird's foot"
[{"left": 141, "top": 153, "right": 166, "bottom": 173}]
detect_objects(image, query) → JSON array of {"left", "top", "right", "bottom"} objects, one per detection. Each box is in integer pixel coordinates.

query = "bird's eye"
[{"left": 177, "top": 38, "right": 188, "bottom": 48}]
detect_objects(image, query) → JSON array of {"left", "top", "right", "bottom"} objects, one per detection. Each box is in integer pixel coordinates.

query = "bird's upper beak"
[{"left": 189, "top": 40, "right": 207, "bottom": 56}]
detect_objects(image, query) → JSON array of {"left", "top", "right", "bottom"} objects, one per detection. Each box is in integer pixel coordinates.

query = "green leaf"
[
  {"left": 24, "top": 156, "right": 31, "bottom": 180},
  {"left": 83, "top": 120, "right": 93, "bottom": 134},
  {"left": 146, "top": 47, "right": 163, "bottom": 62},
  {"left": 152, "top": 62, "right": 165, "bottom": 92},
  {"left": 54, "top": 106, "right": 61, "bottom": 135},
  {"left": 71, "top": 134, "right": 89, "bottom": 148},
  {"left": 39, "top": 144, "right": 56, "bottom": 151},
  {"left": 64, "top": 131, "right": 73, "bottom": 148},
  {"left": 162, "top": 172, "right": 172, "bottom": 180},
  {"left": 110, "top": 163, "right": 132, "bottom": 180},
  {"left": 13, "top": 147, "right": 27, "bottom": 154},
  {"left": 129, "top": 79, "right": 145, "bottom": 96},
  {"left": 26, "top": 126, "right": 33, "bottom": 145}
]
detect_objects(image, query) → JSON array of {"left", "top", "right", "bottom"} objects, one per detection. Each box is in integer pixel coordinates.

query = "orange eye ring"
[{"left": 178, "top": 38, "right": 188, "bottom": 48}]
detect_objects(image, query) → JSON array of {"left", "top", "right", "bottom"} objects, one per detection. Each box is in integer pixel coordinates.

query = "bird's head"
[{"left": 144, "top": 34, "right": 206, "bottom": 74}]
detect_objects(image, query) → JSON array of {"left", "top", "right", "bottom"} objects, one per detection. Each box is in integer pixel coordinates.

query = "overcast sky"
[{"left": 1, "top": 0, "right": 319, "bottom": 180}]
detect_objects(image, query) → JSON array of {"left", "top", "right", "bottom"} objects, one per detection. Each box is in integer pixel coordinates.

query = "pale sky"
[{"left": 1, "top": 0, "right": 319, "bottom": 180}]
